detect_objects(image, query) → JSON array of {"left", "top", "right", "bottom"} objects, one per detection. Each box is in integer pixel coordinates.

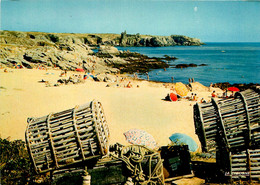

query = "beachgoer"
[
  {"left": 193, "top": 94, "right": 197, "bottom": 101},
  {"left": 212, "top": 91, "right": 215, "bottom": 97},
  {"left": 189, "top": 78, "right": 191, "bottom": 83},
  {"left": 4, "top": 68, "right": 8, "bottom": 73},
  {"left": 134, "top": 73, "right": 137, "bottom": 80},
  {"left": 229, "top": 91, "right": 234, "bottom": 98},
  {"left": 146, "top": 72, "right": 149, "bottom": 81},
  {"left": 126, "top": 81, "right": 133, "bottom": 88},
  {"left": 190, "top": 93, "right": 194, "bottom": 101},
  {"left": 171, "top": 77, "right": 174, "bottom": 83},
  {"left": 192, "top": 78, "right": 195, "bottom": 83},
  {"left": 223, "top": 89, "right": 228, "bottom": 98},
  {"left": 201, "top": 98, "right": 206, "bottom": 103}
]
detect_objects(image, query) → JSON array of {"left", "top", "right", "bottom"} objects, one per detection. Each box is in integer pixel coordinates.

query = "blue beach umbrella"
[{"left": 169, "top": 133, "right": 198, "bottom": 152}]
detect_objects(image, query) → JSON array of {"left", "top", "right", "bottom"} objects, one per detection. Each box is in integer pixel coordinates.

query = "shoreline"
[{"left": 0, "top": 68, "right": 223, "bottom": 148}]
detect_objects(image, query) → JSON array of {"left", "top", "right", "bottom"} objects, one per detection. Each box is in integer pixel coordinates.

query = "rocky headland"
[
  {"left": 119, "top": 31, "right": 204, "bottom": 47},
  {"left": 0, "top": 30, "right": 204, "bottom": 74}
]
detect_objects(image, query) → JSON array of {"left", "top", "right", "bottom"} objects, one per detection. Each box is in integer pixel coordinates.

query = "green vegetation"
[{"left": 0, "top": 138, "right": 48, "bottom": 185}]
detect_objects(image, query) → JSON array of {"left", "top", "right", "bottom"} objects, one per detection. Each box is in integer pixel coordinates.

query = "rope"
[{"left": 110, "top": 144, "right": 164, "bottom": 185}]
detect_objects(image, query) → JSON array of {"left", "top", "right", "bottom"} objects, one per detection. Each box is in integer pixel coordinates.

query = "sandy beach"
[{"left": 0, "top": 68, "right": 222, "bottom": 148}]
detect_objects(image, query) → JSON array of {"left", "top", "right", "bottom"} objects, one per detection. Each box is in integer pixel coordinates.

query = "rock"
[
  {"left": 171, "top": 35, "right": 203, "bottom": 46},
  {"left": 21, "top": 60, "right": 33, "bottom": 69},
  {"left": 98, "top": 45, "right": 120, "bottom": 55},
  {"left": 175, "top": 64, "right": 189, "bottom": 68},
  {"left": 95, "top": 73, "right": 117, "bottom": 82},
  {"left": 94, "top": 74, "right": 107, "bottom": 82},
  {"left": 23, "top": 50, "right": 48, "bottom": 64},
  {"left": 104, "top": 74, "right": 117, "bottom": 82},
  {"left": 119, "top": 31, "right": 203, "bottom": 47},
  {"left": 213, "top": 82, "right": 260, "bottom": 91},
  {"left": 189, "top": 82, "right": 210, "bottom": 92},
  {"left": 0, "top": 30, "right": 202, "bottom": 75},
  {"left": 175, "top": 63, "right": 198, "bottom": 68},
  {"left": 189, "top": 63, "right": 197, "bottom": 67}
]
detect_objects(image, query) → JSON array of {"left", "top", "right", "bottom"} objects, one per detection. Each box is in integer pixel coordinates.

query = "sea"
[{"left": 116, "top": 42, "right": 260, "bottom": 86}]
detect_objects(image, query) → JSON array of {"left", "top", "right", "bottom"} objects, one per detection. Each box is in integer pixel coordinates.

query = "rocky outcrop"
[
  {"left": 0, "top": 30, "right": 172, "bottom": 74},
  {"left": 0, "top": 30, "right": 204, "bottom": 48},
  {"left": 189, "top": 82, "right": 210, "bottom": 92},
  {"left": 212, "top": 82, "right": 260, "bottom": 92},
  {"left": 119, "top": 31, "right": 204, "bottom": 47},
  {"left": 98, "top": 45, "right": 120, "bottom": 55}
]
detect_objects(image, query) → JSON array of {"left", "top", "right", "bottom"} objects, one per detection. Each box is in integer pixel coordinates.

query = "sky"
[{"left": 0, "top": 0, "right": 260, "bottom": 42}]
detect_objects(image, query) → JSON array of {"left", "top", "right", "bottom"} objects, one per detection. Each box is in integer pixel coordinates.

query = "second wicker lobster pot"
[{"left": 194, "top": 89, "right": 260, "bottom": 152}]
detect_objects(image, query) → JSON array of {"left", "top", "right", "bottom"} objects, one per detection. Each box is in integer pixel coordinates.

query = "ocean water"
[{"left": 117, "top": 43, "right": 260, "bottom": 86}]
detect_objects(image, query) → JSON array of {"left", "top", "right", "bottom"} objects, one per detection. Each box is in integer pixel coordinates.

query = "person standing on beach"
[
  {"left": 146, "top": 72, "right": 149, "bottom": 81},
  {"left": 193, "top": 94, "right": 198, "bottom": 101},
  {"left": 134, "top": 73, "right": 137, "bottom": 80},
  {"left": 190, "top": 93, "right": 194, "bottom": 101},
  {"left": 171, "top": 77, "right": 174, "bottom": 83}
]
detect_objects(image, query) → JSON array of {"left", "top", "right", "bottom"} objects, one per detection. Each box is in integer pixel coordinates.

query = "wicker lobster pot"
[
  {"left": 217, "top": 148, "right": 260, "bottom": 182},
  {"left": 194, "top": 89, "right": 260, "bottom": 152},
  {"left": 25, "top": 100, "right": 110, "bottom": 174}
]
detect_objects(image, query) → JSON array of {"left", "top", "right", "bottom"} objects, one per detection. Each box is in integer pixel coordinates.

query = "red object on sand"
[
  {"left": 169, "top": 93, "right": 178, "bottom": 101},
  {"left": 228, "top": 87, "right": 240, "bottom": 92},
  {"left": 76, "top": 68, "right": 84, "bottom": 72}
]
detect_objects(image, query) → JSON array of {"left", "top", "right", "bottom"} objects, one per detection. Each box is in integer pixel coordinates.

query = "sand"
[{"left": 0, "top": 68, "right": 221, "bottom": 148}]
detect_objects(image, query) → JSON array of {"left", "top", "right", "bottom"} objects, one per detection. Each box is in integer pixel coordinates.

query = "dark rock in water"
[
  {"left": 188, "top": 63, "right": 197, "bottom": 67},
  {"left": 175, "top": 64, "right": 188, "bottom": 68},
  {"left": 199, "top": 64, "right": 208, "bottom": 66},
  {"left": 162, "top": 55, "right": 178, "bottom": 61},
  {"left": 175, "top": 63, "right": 197, "bottom": 68}
]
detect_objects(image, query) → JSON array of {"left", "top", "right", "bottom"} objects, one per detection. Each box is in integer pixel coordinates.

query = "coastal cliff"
[
  {"left": 0, "top": 30, "right": 203, "bottom": 74},
  {"left": 0, "top": 30, "right": 204, "bottom": 47},
  {"left": 119, "top": 31, "right": 203, "bottom": 47},
  {"left": 0, "top": 30, "right": 172, "bottom": 73}
]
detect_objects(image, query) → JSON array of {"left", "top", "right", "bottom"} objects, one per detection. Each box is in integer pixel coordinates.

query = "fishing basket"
[
  {"left": 25, "top": 100, "right": 110, "bottom": 174},
  {"left": 194, "top": 89, "right": 260, "bottom": 152},
  {"left": 217, "top": 148, "right": 260, "bottom": 183}
]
